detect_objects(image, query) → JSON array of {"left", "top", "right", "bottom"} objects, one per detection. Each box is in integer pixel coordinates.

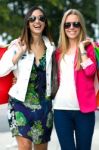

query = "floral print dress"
[{"left": 8, "top": 51, "right": 53, "bottom": 144}]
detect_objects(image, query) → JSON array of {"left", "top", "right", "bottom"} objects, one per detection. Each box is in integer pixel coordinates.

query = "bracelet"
[{"left": 81, "top": 52, "right": 87, "bottom": 55}]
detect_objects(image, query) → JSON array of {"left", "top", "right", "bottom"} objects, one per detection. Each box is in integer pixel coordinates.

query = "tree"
[{"left": 0, "top": 0, "right": 97, "bottom": 45}]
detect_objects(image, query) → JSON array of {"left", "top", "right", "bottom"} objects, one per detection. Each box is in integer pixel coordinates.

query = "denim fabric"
[{"left": 54, "top": 110, "right": 95, "bottom": 150}]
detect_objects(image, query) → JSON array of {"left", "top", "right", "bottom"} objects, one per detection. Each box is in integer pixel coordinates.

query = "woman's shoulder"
[
  {"left": 85, "top": 43, "right": 95, "bottom": 53},
  {"left": 43, "top": 36, "right": 55, "bottom": 46},
  {"left": 54, "top": 48, "right": 61, "bottom": 55},
  {"left": 9, "top": 38, "right": 18, "bottom": 47},
  {"left": 52, "top": 48, "right": 61, "bottom": 61},
  {"left": 8, "top": 38, "right": 20, "bottom": 53}
]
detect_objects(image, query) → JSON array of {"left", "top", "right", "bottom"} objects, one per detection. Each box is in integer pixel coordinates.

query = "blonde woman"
[{"left": 52, "top": 9, "right": 97, "bottom": 150}]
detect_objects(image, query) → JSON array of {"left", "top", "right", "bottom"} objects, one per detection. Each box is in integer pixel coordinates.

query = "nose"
[
  {"left": 35, "top": 18, "right": 39, "bottom": 22},
  {"left": 70, "top": 24, "right": 74, "bottom": 29}
]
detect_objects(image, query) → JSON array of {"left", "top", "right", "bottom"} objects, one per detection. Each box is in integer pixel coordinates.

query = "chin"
[
  {"left": 69, "top": 37, "right": 78, "bottom": 40},
  {"left": 34, "top": 30, "right": 42, "bottom": 34}
]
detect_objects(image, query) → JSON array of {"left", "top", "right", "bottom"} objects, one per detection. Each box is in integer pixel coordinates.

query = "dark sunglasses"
[
  {"left": 64, "top": 22, "right": 81, "bottom": 29},
  {"left": 28, "top": 15, "right": 46, "bottom": 22}
]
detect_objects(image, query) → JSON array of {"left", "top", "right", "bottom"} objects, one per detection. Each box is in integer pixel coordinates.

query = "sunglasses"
[
  {"left": 64, "top": 22, "right": 81, "bottom": 29},
  {"left": 28, "top": 15, "right": 46, "bottom": 23}
]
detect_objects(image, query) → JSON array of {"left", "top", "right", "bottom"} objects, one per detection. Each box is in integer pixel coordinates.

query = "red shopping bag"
[{"left": 0, "top": 46, "right": 14, "bottom": 104}]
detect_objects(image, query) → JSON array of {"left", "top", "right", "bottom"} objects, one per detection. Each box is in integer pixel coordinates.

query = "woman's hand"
[
  {"left": 12, "top": 38, "right": 27, "bottom": 65},
  {"left": 12, "top": 77, "right": 17, "bottom": 85},
  {"left": 16, "top": 38, "right": 27, "bottom": 53},
  {"left": 79, "top": 38, "right": 93, "bottom": 54}
]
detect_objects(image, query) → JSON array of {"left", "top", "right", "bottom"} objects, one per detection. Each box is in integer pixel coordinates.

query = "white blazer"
[{"left": 0, "top": 36, "right": 55, "bottom": 102}]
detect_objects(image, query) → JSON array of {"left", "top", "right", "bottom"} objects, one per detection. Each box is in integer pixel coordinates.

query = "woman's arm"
[{"left": 79, "top": 40, "right": 97, "bottom": 76}]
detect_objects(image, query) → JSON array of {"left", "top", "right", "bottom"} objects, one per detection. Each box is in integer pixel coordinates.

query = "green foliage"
[{"left": 0, "top": 0, "right": 97, "bottom": 45}]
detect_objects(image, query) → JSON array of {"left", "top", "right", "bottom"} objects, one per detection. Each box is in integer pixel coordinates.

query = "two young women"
[{"left": 0, "top": 6, "right": 97, "bottom": 150}]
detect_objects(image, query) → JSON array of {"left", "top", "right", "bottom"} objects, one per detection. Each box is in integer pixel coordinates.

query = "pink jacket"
[{"left": 55, "top": 44, "right": 97, "bottom": 113}]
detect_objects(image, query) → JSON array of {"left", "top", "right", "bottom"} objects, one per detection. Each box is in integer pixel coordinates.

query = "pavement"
[{"left": 0, "top": 104, "right": 99, "bottom": 150}]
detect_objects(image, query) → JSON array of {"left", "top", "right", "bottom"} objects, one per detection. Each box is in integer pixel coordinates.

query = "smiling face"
[
  {"left": 28, "top": 9, "right": 46, "bottom": 36},
  {"left": 64, "top": 14, "right": 81, "bottom": 41}
]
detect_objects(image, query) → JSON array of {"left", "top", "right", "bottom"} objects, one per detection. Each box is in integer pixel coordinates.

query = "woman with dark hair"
[{"left": 0, "top": 6, "right": 55, "bottom": 150}]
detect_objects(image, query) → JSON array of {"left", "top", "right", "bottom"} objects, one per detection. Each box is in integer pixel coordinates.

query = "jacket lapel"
[{"left": 43, "top": 36, "right": 55, "bottom": 68}]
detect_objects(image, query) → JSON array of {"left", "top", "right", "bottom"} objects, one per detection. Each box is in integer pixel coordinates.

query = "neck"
[
  {"left": 69, "top": 39, "right": 78, "bottom": 48},
  {"left": 67, "top": 40, "right": 78, "bottom": 54},
  {"left": 32, "top": 34, "right": 43, "bottom": 46},
  {"left": 30, "top": 35, "right": 45, "bottom": 53}
]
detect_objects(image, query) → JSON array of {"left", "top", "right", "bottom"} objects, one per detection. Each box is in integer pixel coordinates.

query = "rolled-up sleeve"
[{"left": 80, "top": 58, "right": 93, "bottom": 69}]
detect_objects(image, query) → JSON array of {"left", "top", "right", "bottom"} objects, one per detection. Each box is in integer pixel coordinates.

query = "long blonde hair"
[{"left": 58, "top": 9, "right": 87, "bottom": 69}]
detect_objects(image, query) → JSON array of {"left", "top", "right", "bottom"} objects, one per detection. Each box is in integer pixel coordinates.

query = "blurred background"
[
  {"left": 0, "top": 0, "right": 99, "bottom": 150},
  {"left": 0, "top": 0, "right": 99, "bottom": 45}
]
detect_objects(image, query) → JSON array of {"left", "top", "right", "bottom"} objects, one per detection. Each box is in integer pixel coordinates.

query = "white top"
[{"left": 53, "top": 54, "right": 80, "bottom": 110}]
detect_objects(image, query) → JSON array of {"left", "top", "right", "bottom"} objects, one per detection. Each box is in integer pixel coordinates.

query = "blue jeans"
[{"left": 54, "top": 110, "right": 95, "bottom": 150}]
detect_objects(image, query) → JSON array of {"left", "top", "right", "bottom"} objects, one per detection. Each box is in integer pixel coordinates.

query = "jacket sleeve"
[
  {"left": 81, "top": 44, "right": 97, "bottom": 76},
  {"left": 51, "top": 50, "right": 59, "bottom": 99},
  {"left": 0, "top": 42, "right": 18, "bottom": 77}
]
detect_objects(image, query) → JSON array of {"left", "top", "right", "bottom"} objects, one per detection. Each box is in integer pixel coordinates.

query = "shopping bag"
[
  {"left": 93, "top": 43, "right": 99, "bottom": 109},
  {"left": 0, "top": 46, "right": 14, "bottom": 104}
]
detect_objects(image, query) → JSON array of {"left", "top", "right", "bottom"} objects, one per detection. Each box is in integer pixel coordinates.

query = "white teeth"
[
  {"left": 34, "top": 26, "right": 41, "bottom": 28},
  {"left": 34, "top": 26, "right": 40, "bottom": 28},
  {"left": 69, "top": 32, "right": 75, "bottom": 34}
]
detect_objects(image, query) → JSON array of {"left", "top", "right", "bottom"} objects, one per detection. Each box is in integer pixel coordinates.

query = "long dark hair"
[{"left": 20, "top": 6, "right": 52, "bottom": 52}]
